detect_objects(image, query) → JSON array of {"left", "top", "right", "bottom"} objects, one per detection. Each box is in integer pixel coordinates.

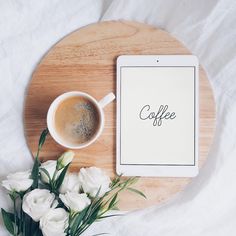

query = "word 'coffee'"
[{"left": 139, "top": 104, "right": 176, "bottom": 126}]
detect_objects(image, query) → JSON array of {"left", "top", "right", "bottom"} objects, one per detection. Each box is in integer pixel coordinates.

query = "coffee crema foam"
[{"left": 54, "top": 96, "right": 100, "bottom": 145}]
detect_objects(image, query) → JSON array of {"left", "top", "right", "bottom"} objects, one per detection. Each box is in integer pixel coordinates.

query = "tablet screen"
[{"left": 119, "top": 66, "right": 196, "bottom": 166}]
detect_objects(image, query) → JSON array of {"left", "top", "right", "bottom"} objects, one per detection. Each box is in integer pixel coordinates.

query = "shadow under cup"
[{"left": 47, "top": 92, "right": 104, "bottom": 149}]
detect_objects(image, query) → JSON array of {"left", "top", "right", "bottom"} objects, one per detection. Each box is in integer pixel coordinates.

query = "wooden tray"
[{"left": 24, "top": 21, "right": 215, "bottom": 210}]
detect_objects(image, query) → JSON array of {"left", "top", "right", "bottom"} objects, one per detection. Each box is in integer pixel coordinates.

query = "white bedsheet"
[{"left": 1, "top": 0, "right": 236, "bottom": 235}]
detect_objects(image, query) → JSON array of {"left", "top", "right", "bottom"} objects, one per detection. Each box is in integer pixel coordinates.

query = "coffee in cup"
[
  {"left": 47, "top": 91, "right": 115, "bottom": 149},
  {"left": 54, "top": 96, "right": 100, "bottom": 146}
]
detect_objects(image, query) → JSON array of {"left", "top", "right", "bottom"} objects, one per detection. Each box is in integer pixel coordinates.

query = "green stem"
[
  {"left": 67, "top": 211, "right": 77, "bottom": 236},
  {"left": 76, "top": 224, "right": 91, "bottom": 236},
  {"left": 52, "top": 169, "right": 58, "bottom": 183},
  {"left": 20, "top": 196, "right": 25, "bottom": 236},
  {"left": 36, "top": 148, "right": 40, "bottom": 160},
  {"left": 22, "top": 211, "right": 25, "bottom": 236},
  {"left": 51, "top": 169, "right": 59, "bottom": 192},
  {"left": 19, "top": 206, "right": 22, "bottom": 235},
  {"left": 13, "top": 197, "right": 17, "bottom": 236}
]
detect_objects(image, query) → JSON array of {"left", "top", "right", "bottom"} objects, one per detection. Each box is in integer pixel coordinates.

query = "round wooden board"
[{"left": 24, "top": 21, "right": 215, "bottom": 211}]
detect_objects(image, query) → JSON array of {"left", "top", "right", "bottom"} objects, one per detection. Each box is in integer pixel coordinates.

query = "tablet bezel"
[{"left": 116, "top": 55, "right": 199, "bottom": 177}]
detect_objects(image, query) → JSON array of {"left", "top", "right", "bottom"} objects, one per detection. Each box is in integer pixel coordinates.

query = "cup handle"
[{"left": 99, "top": 92, "right": 115, "bottom": 108}]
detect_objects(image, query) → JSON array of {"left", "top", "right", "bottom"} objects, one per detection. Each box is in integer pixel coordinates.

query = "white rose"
[
  {"left": 57, "top": 151, "right": 74, "bottom": 170},
  {"left": 2, "top": 170, "right": 33, "bottom": 192},
  {"left": 78, "top": 167, "right": 111, "bottom": 198},
  {"left": 22, "top": 189, "right": 56, "bottom": 222},
  {"left": 59, "top": 173, "right": 80, "bottom": 194},
  {"left": 40, "top": 208, "right": 69, "bottom": 236},
  {"left": 40, "top": 160, "right": 58, "bottom": 183},
  {"left": 59, "top": 192, "right": 91, "bottom": 212}
]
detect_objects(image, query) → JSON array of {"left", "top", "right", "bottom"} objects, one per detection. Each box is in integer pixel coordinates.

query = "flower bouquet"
[{"left": 1, "top": 129, "right": 145, "bottom": 236}]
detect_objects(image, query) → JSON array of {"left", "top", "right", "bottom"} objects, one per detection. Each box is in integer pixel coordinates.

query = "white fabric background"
[{"left": 0, "top": 0, "right": 236, "bottom": 235}]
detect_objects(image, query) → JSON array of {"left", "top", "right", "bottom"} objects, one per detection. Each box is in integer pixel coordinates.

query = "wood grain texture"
[{"left": 24, "top": 21, "right": 215, "bottom": 210}]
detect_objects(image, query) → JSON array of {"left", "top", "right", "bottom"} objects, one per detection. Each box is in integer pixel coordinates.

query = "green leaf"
[
  {"left": 54, "top": 163, "right": 70, "bottom": 189},
  {"left": 31, "top": 157, "right": 40, "bottom": 189},
  {"left": 75, "top": 224, "right": 91, "bottom": 236},
  {"left": 108, "top": 193, "right": 118, "bottom": 210},
  {"left": 111, "top": 206, "right": 119, "bottom": 210},
  {"left": 1, "top": 208, "right": 14, "bottom": 235},
  {"left": 32, "top": 227, "right": 43, "bottom": 236},
  {"left": 99, "top": 214, "right": 121, "bottom": 219},
  {"left": 122, "top": 177, "right": 138, "bottom": 189},
  {"left": 87, "top": 204, "right": 101, "bottom": 224},
  {"left": 86, "top": 197, "right": 103, "bottom": 221},
  {"left": 127, "top": 187, "right": 146, "bottom": 198},
  {"left": 38, "top": 128, "right": 49, "bottom": 151},
  {"left": 70, "top": 207, "right": 89, "bottom": 235},
  {"left": 75, "top": 201, "right": 103, "bottom": 235},
  {"left": 31, "top": 129, "right": 49, "bottom": 189},
  {"left": 110, "top": 174, "right": 122, "bottom": 188}
]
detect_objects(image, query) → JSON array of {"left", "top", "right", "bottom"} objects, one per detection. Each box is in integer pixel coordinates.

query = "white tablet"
[{"left": 116, "top": 55, "right": 199, "bottom": 177}]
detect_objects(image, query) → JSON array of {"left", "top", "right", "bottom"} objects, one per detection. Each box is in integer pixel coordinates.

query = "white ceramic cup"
[{"left": 47, "top": 91, "right": 115, "bottom": 149}]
